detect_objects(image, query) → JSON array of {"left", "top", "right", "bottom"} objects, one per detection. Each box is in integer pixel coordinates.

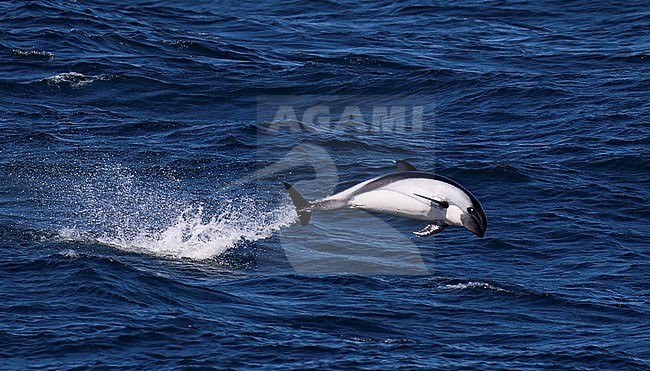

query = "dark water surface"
[{"left": 1, "top": 0, "right": 649, "bottom": 368}]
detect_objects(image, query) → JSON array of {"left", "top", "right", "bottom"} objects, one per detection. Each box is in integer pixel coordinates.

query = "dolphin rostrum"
[{"left": 283, "top": 160, "right": 487, "bottom": 237}]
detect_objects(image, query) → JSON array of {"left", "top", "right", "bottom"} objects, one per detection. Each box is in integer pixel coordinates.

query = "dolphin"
[{"left": 283, "top": 160, "right": 487, "bottom": 237}]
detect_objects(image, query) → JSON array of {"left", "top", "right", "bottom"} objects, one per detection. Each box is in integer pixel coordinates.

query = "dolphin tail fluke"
[{"left": 283, "top": 182, "right": 312, "bottom": 226}]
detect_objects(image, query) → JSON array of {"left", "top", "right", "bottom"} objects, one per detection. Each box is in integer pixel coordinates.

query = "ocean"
[{"left": 1, "top": 0, "right": 649, "bottom": 368}]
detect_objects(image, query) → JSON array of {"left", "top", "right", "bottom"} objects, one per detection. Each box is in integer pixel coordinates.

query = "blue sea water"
[{"left": 1, "top": 0, "right": 649, "bottom": 368}]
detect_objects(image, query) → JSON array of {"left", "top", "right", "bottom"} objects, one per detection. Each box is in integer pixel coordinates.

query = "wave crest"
[
  {"left": 12, "top": 49, "right": 55, "bottom": 59},
  {"left": 440, "top": 281, "right": 509, "bottom": 292},
  {"left": 43, "top": 72, "right": 113, "bottom": 88}
]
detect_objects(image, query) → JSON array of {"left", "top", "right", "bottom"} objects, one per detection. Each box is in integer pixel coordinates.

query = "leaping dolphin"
[{"left": 283, "top": 160, "right": 487, "bottom": 237}]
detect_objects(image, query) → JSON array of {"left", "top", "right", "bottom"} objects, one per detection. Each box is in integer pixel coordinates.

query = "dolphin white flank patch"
[{"left": 283, "top": 160, "right": 487, "bottom": 238}]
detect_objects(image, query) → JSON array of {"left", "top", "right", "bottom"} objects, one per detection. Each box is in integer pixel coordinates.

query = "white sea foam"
[
  {"left": 12, "top": 49, "right": 55, "bottom": 59},
  {"left": 57, "top": 249, "right": 80, "bottom": 259},
  {"left": 44, "top": 72, "right": 110, "bottom": 88},
  {"left": 441, "top": 281, "right": 508, "bottom": 292},
  {"left": 59, "top": 203, "right": 296, "bottom": 261}
]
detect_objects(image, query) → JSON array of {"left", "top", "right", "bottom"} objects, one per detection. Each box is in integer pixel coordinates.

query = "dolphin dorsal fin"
[{"left": 395, "top": 160, "right": 417, "bottom": 172}]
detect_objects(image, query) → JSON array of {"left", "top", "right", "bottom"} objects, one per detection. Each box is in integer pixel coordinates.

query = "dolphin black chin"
[{"left": 463, "top": 212, "right": 486, "bottom": 238}]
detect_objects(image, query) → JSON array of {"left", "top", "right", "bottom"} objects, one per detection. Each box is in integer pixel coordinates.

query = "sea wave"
[
  {"left": 440, "top": 281, "right": 509, "bottom": 292},
  {"left": 12, "top": 48, "right": 55, "bottom": 60},
  {"left": 43, "top": 72, "right": 115, "bottom": 88}
]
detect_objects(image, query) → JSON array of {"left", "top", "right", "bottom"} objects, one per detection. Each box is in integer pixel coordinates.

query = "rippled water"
[{"left": 1, "top": 0, "right": 649, "bottom": 368}]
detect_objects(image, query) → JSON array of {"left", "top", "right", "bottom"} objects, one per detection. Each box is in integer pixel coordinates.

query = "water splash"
[
  {"left": 59, "top": 203, "right": 296, "bottom": 260},
  {"left": 47, "top": 162, "right": 296, "bottom": 260}
]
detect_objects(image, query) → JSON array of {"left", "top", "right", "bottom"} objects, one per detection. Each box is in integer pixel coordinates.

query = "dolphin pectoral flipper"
[{"left": 413, "top": 222, "right": 448, "bottom": 237}]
